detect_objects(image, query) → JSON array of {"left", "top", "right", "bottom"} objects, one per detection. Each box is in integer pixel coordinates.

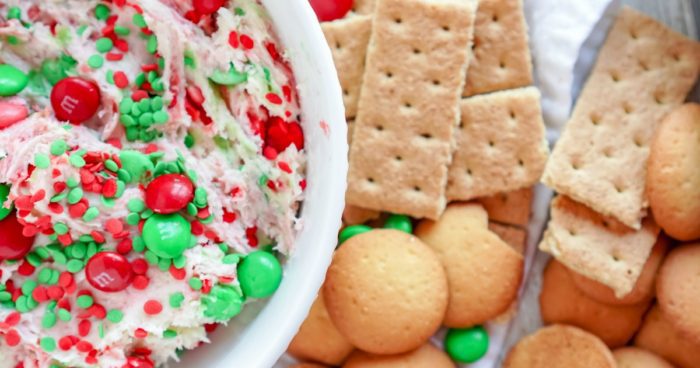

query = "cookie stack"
[{"left": 503, "top": 7, "right": 700, "bottom": 368}]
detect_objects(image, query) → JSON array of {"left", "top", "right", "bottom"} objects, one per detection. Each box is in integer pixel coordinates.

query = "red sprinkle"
[
  {"left": 266, "top": 93, "right": 283, "bottom": 105},
  {"left": 143, "top": 300, "right": 163, "bottom": 315},
  {"left": 228, "top": 31, "right": 239, "bottom": 48},
  {"left": 278, "top": 162, "right": 292, "bottom": 174},
  {"left": 4, "top": 329, "right": 20, "bottom": 346},
  {"left": 105, "top": 219, "right": 124, "bottom": 234},
  {"left": 131, "top": 259, "right": 149, "bottom": 275},
  {"left": 169, "top": 265, "right": 186, "bottom": 280},
  {"left": 106, "top": 52, "right": 124, "bottom": 62},
  {"left": 59, "top": 336, "right": 74, "bottom": 351},
  {"left": 132, "top": 275, "right": 149, "bottom": 290},
  {"left": 5, "top": 312, "right": 20, "bottom": 326},
  {"left": 246, "top": 227, "right": 258, "bottom": 247},
  {"left": 134, "top": 328, "right": 148, "bottom": 338},
  {"left": 113, "top": 71, "right": 129, "bottom": 88},
  {"left": 239, "top": 34, "right": 254, "bottom": 50},
  {"left": 116, "top": 238, "right": 133, "bottom": 254},
  {"left": 222, "top": 210, "right": 237, "bottom": 223},
  {"left": 78, "top": 319, "right": 92, "bottom": 337}
]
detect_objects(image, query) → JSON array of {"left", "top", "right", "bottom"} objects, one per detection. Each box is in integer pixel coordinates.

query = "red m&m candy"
[
  {"left": 309, "top": 0, "right": 353, "bottom": 22},
  {"left": 145, "top": 174, "right": 194, "bottom": 214},
  {"left": 85, "top": 252, "right": 134, "bottom": 292},
  {"left": 0, "top": 212, "right": 35, "bottom": 261},
  {"left": 193, "top": 0, "right": 226, "bottom": 15},
  {"left": 265, "top": 117, "right": 304, "bottom": 153},
  {"left": 50, "top": 77, "right": 101, "bottom": 124}
]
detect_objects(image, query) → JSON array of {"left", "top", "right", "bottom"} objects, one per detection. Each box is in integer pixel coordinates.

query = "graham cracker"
[
  {"left": 478, "top": 187, "right": 533, "bottom": 227},
  {"left": 464, "top": 0, "right": 533, "bottom": 96},
  {"left": 346, "top": 0, "right": 478, "bottom": 219},
  {"left": 542, "top": 7, "right": 700, "bottom": 229},
  {"left": 322, "top": 16, "right": 373, "bottom": 119},
  {"left": 447, "top": 87, "right": 548, "bottom": 202},
  {"left": 352, "top": 0, "right": 376, "bottom": 15},
  {"left": 489, "top": 222, "right": 527, "bottom": 255},
  {"left": 347, "top": 119, "right": 354, "bottom": 145},
  {"left": 539, "top": 196, "right": 660, "bottom": 298}
]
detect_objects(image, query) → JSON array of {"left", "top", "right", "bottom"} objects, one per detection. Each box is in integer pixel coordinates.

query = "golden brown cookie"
[
  {"left": 503, "top": 324, "right": 616, "bottom": 368},
  {"left": 612, "top": 347, "right": 674, "bottom": 368},
  {"left": 324, "top": 229, "right": 448, "bottom": 355},
  {"left": 570, "top": 235, "right": 669, "bottom": 306},
  {"left": 635, "top": 305, "right": 700, "bottom": 368},
  {"left": 288, "top": 294, "right": 354, "bottom": 365},
  {"left": 342, "top": 344, "right": 455, "bottom": 368},
  {"left": 540, "top": 259, "right": 650, "bottom": 348},
  {"left": 656, "top": 243, "right": 700, "bottom": 344},
  {"left": 415, "top": 203, "right": 523, "bottom": 328},
  {"left": 647, "top": 103, "right": 700, "bottom": 241}
]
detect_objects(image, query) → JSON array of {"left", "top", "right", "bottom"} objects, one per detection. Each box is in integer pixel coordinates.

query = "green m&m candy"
[
  {"left": 237, "top": 250, "right": 282, "bottom": 298},
  {"left": 0, "top": 64, "right": 28, "bottom": 96},
  {"left": 338, "top": 225, "right": 372, "bottom": 245},
  {"left": 444, "top": 326, "right": 489, "bottom": 363},
  {"left": 0, "top": 184, "right": 12, "bottom": 221},
  {"left": 202, "top": 284, "right": 244, "bottom": 321},
  {"left": 142, "top": 214, "right": 191, "bottom": 259},
  {"left": 383, "top": 214, "right": 413, "bottom": 233}
]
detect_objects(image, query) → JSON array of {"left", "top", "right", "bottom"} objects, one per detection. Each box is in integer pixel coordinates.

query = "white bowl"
[{"left": 176, "top": 1, "right": 347, "bottom": 367}]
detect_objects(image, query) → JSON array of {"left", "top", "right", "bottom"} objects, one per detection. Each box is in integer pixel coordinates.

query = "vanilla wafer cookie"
[
  {"left": 352, "top": 0, "right": 376, "bottom": 15},
  {"left": 478, "top": 187, "right": 533, "bottom": 227},
  {"left": 540, "top": 196, "right": 660, "bottom": 297},
  {"left": 346, "top": 0, "right": 478, "bottom": 219},
  {"left": 542, "top": 7, "right": 700, "bottom": 229},
  {"left": 447, "top": 87, "right": 548, "bottom": 202},
  {"left": 322, "top": 16, "right": 373, "bottom": 119},
  {"left": 464, "top": 0, "right": 533, "bottom": 96},
  {"left": 489, "top": 222, "right": 527, "bottom": 254}
]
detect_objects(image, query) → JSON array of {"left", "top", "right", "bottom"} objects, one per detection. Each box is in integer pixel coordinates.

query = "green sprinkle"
[
  {"left": 184, "top": 134, "right": 195, "bottom": 148},
  {"left": 222, "top": 254, "right": 240, "bottom": 265},
  {"left": 194, "top": 188, "right": 208, "bottom": 205},
  {"left": 151, "top": 96, "right": 164, "bottom": 111},
  {"left": 50, "top": 140, "right": 68, "bottom": 156},
  {"left": 94, "top": 4, "right": 111, "bottom": 21},
  {"left": 6, "top": 35, "right": 19, "bottom": 45},
  {"left": 153, "top": 110, "right": 169, "bottom": 124},
  {"left": 57, "top": 308, "right": 72, "bottom": 322},
  {"left": 42, "top": 311, "right": 57, "bottom": 329},
  {"left": 115, "top": 180, "right": 127, "bottom": 198},
  {"left": 127, "top": 198, "right": 146, "bottom": 213},
  {"left": 69, "top": 153, "right": 86, "bottom": 168},
  {"left": 169, "top": 292, "right": 185, "bottom": 308},
  {"left": 77, "top": 25, "right": 88, "bottom": 36},
  {"left": 67, "top": 187, "right": 83, "bottom": 204},
  {"left": 34, "top": 153, "right": 50, "bottom": 169},
  {"left": 82, "top": 207, "right": 100, "bottom": 222},
  {"left": 114, "top": 25, "right": 131, "bottom": 36},
  {"left": 77, "top": 295, "right": 94, "bottom": 309},
  {"left": 126, "top": 212, "right": 141, "bottom": 225},
  {"left": 117, "top": 169, "right": 132, "bottom": 183},
  {"left": 106, "top": 69, "right": 115, "bottom": 84},
  {"left": 139, "top": 112, "right": 154, "bottom": 126},
  {"left": 121, "top": 114, "right": 137, "bottom": 127},
  {"left": 135, "top": 73, "right": 146, "bottom": 87},
  {"left": 163, "top": 329, "right": 178, "bottom": 339},
  {"left": 71, "top": 242, "right": 87, "bottom": 259},
  {"left": 15, "top": 296, "right": 28, "bottom": 312},
  {"left": 188, "top": 277, "right": 203, "bottom": 291},
  {"left": 133, "top": 236, "right": 145, "bottom": 252},
  {"left": 147, "top": 35, "right": 158, "bottom": 54},
  {"left": 139, "top": 97, "right": 152, "bottom": 112},
  {"left": 158, "top": 257, "right": 171, "bottom": 272},
  {"left": 38, "top": 268, "right": 53, "bottom": 284},
  {"left": 173, "top": 255, "right": 186, "bottom": 269},
  {"left": 87, "top": 54, "right": 104, "bottom": 69},
  {"left": 66, "top": 259, "right": 84, "bottom": 273},
  {"left": 27, "top": 295, "right": 39, "bottom": 309},
  {"left": 96, "top": 37, "right": 114, "bottom": 53},
  {"left": 35, "top": 247, "right": 50, "bottom": 260},
  {"left": 133, "top": 13, "right": 147, "bottom": 28},
  {"left": 234, "top": 7, "right": 245, "bottom": 16},
  {"left": 40, "top": 337, "right": 57, "bottom": 352},
  {"left": 186, "top": 203, "right": 198, "bottom": 216},
  {"left": 54, "top": 222, "right": 69, "bottom": 235},
  {"left": 98, "top": 322, "right": 105, "bottom": 338},
  {"left": 140, "top": 209, "right": 153, "bottom": 219},
  {"left": 101, "top": 196, "right": 116, "bottom": 208},
  {"left": 21, "top": 280, "right": 37, "bottom": 295},
  {"left": 0, "top": 291, "right": 12, "bottom": 302},
  {"left": 66, "top": 177, "right": 80, "bottom": 188},
  {"left": 107, "top": 309, "right": 124, "bottom": 323},
  {"left": 86, "top": 243, "right": 98, "bottom": 259},
  {"left": 184, "top": 55, "right": 196, "bottom": 69},
  {"left": 120, "top": 98, "right": 134, "bottom": 114},
  {"left": 105, "top": 159, "right": 119, "bottom": 172},
  {"left": 26, "top": 252, "right": 42, "bottom": 267},
  {"left": 145, "top": 250, "right": 159, "bottom": 265},
  {"left": 7, "top": 6, "right": 21, "bottom": 20}
]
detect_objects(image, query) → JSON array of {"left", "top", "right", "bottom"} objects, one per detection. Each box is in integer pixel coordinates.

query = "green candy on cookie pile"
[
  {"left": 383, "top": 214, "right": 413, "bottom": 234},
  {"left": 444, "top": 326, "right": 490, "bottom": 363}
]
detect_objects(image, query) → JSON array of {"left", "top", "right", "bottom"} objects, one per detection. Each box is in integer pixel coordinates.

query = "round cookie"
[
  {"left": 415, "top": 203, "right": 523, "bottom": 328},
  {"left": 342, "top": 344, "right": 455, "bottom": 368},
  {"left": 635, "top": 305, "right": 700, "bottom": 368},
  {"left": 647, "top": 103, "right": 700, "bottom": 241},
  {"left": 540, "top": 260, "right": 649, "bottom": 348},
  {"left": 288, "top": 294, "right": 355, "bottom": 365},
  {"left": 570, "top": 235, "right": 669, "bottom": 306},
  {"left": 612, "top": 347, "right": 674, "bottom": 368},
  {"left": 656, "top": 243, "right": 700, "bottom": 344},
  {"left": 503, "top": 324, "right": 615, "bottom": 368},
  {"left": 323, "top": 229, "right": 448, "bottom": 355}
]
